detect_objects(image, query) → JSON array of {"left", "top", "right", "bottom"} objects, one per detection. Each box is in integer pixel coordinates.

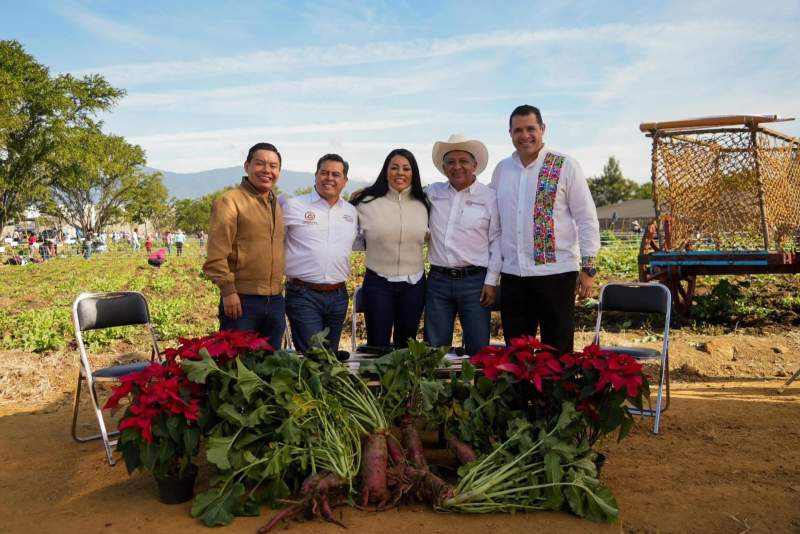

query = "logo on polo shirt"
[
  {"left": 304, "top": 211, "right": 316, "bottom": 221},
  {"left": 343, "top": 214, "right": 354, "bottom": 222}
]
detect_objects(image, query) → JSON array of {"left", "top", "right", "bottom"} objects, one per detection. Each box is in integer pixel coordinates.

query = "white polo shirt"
[
  {"left": 425, "top": 180, "right": 501, "bottom": 286},
  {"left": 490, "top": 147, "right": 600, "bottom": 277},
  {"left": 281, "top": 190, "right": 358, "bottom": 284}
]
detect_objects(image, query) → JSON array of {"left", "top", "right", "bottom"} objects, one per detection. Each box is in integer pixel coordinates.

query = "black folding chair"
[
  {"left": 71, "top": 292, "right": 161, "bottom": 465},
  {"left": 593, "top": 282, "right": 672, "bottom": 433}
]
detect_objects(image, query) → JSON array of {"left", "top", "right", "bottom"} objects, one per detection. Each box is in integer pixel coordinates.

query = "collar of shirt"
[
  {"left": 309, "top": 188, "right": 346, "bottom": 208},
  {"left": 511, "top": 145, "right": 547, "bottom": 170}
]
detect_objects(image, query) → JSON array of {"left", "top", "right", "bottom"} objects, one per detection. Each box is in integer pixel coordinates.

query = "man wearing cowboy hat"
[
  {"left": 424, "top": 134, "right": 502, "bottom": 355},
  {"left": 490, "top": 105, "right": 600, "bottom": 355}
]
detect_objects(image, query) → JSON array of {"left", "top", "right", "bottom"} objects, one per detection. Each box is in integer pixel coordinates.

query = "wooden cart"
[{"left": 637, "top": 115, "right": 800, "bottom": 315}]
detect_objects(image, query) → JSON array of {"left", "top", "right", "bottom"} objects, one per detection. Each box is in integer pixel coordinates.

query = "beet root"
[
  {"left": 257, "top": 471, "right": 346, "bottom": 534},
  {"left": 360, "top": 433, "right": 391, "bottom": 507},
  {"left": 386, "top": 433, "right": 405, "bottom": 466},
  {"left": 387, "top": 464, "right": 456, "bottom": 508},
  {"left": 399, "top": 416, "right": 428, "bottom": 469},
  {"left": 447, "top": 436, "right": 477, "bottom": 465}
]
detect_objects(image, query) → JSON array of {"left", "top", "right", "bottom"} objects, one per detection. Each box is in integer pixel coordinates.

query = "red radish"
[
  {"left": 447, "top": 436, "right": 477, "bottom": 465},
  {"left": 360, "top": 433, "right": 391, "bottom": 507},
  {"left": 400, "top": 416, "right": 427, "bottom": 469},
  {"left": 386, "top": 433, "right": 405, "bottom": 466},
  {"left": 258, "top": 472, "right": 346, "bottom": 533}
]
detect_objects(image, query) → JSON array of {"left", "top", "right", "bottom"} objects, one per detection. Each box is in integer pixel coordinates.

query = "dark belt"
[
  {"left": 429, "top": 265, "right": 487, "bottom": 278},
  {"left": 287, "top": 278, "right": 346, "bottom": 292}
]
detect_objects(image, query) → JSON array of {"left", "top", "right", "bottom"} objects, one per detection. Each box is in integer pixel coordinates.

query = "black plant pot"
[
  {"left": 594, "top": 453, "right": 607, "bottom": 477},
  {"left": 156, "top": 464, "right": 198, "bottom": 505}
]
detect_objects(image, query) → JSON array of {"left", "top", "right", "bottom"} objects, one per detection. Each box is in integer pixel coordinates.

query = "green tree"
[
  {"left": 39, "top": 128, "right": 155, "bottom": 235},
  {"left": 173, "top": 188, "right": 229, "bottom": 233},
  {"left": 632, "top": 181, "right": 652, "bottom": 200},
  {"left": 0, "top": 40, "right": 123, "bottom": 230},
  {"left": 126, "top": 171, "right": 171, "bottom": 235},
  {"left": 587, "top": 156, "right": 640, "bottom": 207}
]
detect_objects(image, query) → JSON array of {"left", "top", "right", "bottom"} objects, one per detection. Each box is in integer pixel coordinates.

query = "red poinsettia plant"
[
  {"left": 470, "top": 336, "right": 651, "bottom": 444},
  {"left": 106, "top": 330, "right": 273, "bottom": 479}
]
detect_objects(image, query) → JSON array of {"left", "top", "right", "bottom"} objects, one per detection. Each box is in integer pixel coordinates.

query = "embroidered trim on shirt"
[
  {"left": 581, "top": 256, "right": 596, "bottom": 269},
  {"left": 532, "top": 152, "right": 564, "bottom": 264}
]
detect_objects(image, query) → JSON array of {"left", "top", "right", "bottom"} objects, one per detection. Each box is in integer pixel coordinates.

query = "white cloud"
[
  {"left": 76, "top": 22, "right": 719, "bottom": 86},
  {"left": 53, "top": 2, "right": 164, "bottom": 49}
]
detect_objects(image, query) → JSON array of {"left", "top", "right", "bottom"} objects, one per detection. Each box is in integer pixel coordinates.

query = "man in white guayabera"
[{"left": 490, "top": 105, "right": 600, "bottom": 355}]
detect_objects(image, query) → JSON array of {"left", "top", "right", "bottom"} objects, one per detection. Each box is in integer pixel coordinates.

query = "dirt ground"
[{"left": 1, "top": 330, "right": 800, "bottom": 534}]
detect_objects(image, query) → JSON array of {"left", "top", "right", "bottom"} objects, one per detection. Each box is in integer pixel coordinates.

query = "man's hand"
[
  {"left": 480, "top": 284, "right": 497, "bottom": 307},
  {"left": 575, "top": 272, "right": 595, "bottom": 301},
  {"left": 222, "top": 293, "right": 243, "bottom": 320}
]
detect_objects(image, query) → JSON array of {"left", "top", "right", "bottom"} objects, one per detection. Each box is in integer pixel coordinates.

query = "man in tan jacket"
[{"left": 203, "top": 142, "right": 286, "bottom": 348}]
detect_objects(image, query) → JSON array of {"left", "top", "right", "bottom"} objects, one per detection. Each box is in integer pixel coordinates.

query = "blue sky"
[{"left": 3, "top": 0, "right": 799, "bottom": 183}]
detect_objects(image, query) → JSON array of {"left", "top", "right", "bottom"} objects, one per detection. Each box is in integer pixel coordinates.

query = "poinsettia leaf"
[
  {"left": 183, "top": 427, "right": 199, "bottom": 455},
  {"left": 235, "top": 358, "right": 266, "bottom": 403},
  {"left": 165, "top": 414, "right": 180, "bottom": 443}
]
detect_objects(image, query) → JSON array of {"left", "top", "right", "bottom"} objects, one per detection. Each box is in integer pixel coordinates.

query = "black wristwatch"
[{"left": 581, "top": 266, "right": 597, "bottom": 277}]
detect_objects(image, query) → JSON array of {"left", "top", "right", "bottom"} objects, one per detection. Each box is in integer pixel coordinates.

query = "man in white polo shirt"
[
  {"left": 490, "top": 105, "right": 600, "bottom": 355},
  {"left": 424, "top": 134, "right": 501, "bottom": 355},
  {"left": 282, "top": 154, "right": 357, "bottom": 354}
]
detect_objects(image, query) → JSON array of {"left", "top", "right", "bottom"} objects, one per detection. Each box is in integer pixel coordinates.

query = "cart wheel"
[{"left": 666, "top": 270, "right": 696, "bottom": 316}]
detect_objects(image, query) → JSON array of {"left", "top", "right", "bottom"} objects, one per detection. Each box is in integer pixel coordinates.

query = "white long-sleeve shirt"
[
  {"left": 490, "top": 147, "right": 600, "bottom": 277},
  {"left": 281, "top": 190, "right": 358, "bottom": 284},
  {"left": 425, "top": 180, "right": 502, "bottom": 286}
]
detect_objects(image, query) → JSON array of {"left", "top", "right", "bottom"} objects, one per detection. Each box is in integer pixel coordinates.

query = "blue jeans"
[
  {"left": 285, "top": 282, "right": 349, "bottom": 353},
  {"left": 362, "top": 269, "right": 425, "bottom": 349},
  {"left": 218, "top": 294, "right": 285, "bottom": 351},
  {"left": 424, "top": 270, "right": 490, "bottom": 355}
]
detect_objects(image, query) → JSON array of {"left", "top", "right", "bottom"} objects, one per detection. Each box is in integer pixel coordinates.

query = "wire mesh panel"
[{"left": 647, "top": 125, "right": 800, "bottom": 251}]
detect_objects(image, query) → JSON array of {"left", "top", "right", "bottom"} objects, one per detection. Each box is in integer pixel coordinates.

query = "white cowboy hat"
[{"left": 432, "top": 134, "right": 489, "bottom": 177}]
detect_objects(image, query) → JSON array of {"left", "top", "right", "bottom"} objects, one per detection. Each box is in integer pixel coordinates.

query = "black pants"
[
  {"left": 500, "top": 271, "right": 578, "bottom": 355},
  {"left": 362, "top": 269, "right": 425, "bottom": 349}
]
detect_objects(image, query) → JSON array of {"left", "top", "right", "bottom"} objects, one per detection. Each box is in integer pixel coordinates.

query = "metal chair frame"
[
  {"left": 351, "top": 286, "right": 365, "bottom": 352},
  {"left": 593, "top": 282, "right": 672, "bottom": 433},
  {"left": 71, "top": 291, "right": 161, "bottom": 465}
]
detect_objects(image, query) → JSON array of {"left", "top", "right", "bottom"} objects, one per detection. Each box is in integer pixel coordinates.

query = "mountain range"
[{"left": 146, "top": 166, "right": 372, "bottom": 199}]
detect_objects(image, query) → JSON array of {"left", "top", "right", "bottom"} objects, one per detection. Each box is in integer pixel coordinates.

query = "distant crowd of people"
[{"left": 2, "top": 227, "right": 206, "bottom": 264}]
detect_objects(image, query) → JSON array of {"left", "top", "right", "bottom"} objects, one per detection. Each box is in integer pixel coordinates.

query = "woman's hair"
[{"left": 350, "top": 148, "right": 430, "bottom": 213}]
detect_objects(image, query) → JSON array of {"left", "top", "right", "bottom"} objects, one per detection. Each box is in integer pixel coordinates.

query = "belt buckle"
[{"left": 448, "top": 268, "right": 461, "bottom": 278}]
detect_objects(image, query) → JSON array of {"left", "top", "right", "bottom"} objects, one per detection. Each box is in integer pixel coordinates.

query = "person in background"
[
  {"left": 351, "top": 148, "right": 430, "bottom": 350},
  {"left": 145, "top": 234, "right": 153, "bottom": 254},
  {"left": 282, "top": 154, "right": 357, "bottom": 354},
  {"left": 174, "top": 229, "right": 185, "bottom": 256},
  {"left": 131, "top": 228, "right": 140, "bottom": 251},
  {"left": 163, "top": 230, "right": 173, "bottom": 255},
  {"left": 490, "top": 105, "right": 600, "bottom": 355},
  {"left": 203, "top": 142, "right": 286, "bottom": 347},
  {"left": 424, "top": 134, "right": 501, "bottom": 355}
]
